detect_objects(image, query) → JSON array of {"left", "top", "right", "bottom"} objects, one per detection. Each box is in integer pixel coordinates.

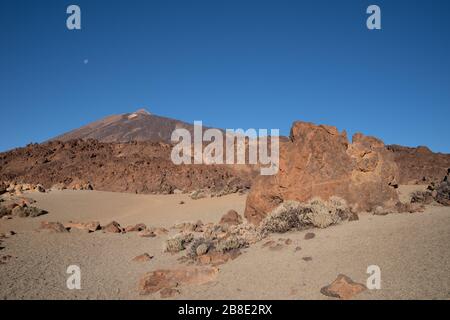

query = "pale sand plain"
[{"left": 0, "top": 189, "right": 449, "bottom": 300}]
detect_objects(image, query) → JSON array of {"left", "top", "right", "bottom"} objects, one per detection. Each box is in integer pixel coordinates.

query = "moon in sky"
[{"left": 84, "top": 59, "right": 89, "bottom": 64}]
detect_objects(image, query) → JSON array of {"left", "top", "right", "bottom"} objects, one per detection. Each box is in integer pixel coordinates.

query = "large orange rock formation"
[{"left": 244, "top": 121, "right": 400, "bottom": 225}]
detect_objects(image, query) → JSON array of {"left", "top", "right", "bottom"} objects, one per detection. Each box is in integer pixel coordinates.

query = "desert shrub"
[
  {"left": 215, "top": 236, "right": 248, "bottom": 253},
  {"left": 186, "top": 237, "right": 213, "bottom": 258},
  {"left": 259, "top": 197, "right": 351, "bottom": 235},
  {"left": 165, "top": 232, "right": 194, "bottom": 253}
]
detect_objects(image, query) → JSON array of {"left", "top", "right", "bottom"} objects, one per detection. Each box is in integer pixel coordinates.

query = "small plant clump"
[
  {"left": 165, "top": 232, "right": 194, "bottom": 253},
  {"left": 259, "top": 197, "right": 352, "bottom": 236}
]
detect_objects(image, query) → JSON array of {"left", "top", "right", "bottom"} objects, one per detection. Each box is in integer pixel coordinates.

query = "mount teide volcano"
[{"left": 52, "top": 108, "right": 203, "bottom": 144}]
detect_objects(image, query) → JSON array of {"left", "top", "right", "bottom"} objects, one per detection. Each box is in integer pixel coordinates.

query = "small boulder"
[
  {"left": 103, "top": 221, "right": 122, "bottom": 233},
  {"left": 320, "top": 274, "right": 366, "bottom": 300},
  {"left": 138, "top": 229, "right": 156, "bottom": 238},
  {"left": 39, "top": 221, "right": 69, "bottom": 233},
  {"left": 125, "top": 223, "right": 147, "bottom": 232},
  {"left": 219, "top": 210, "right": 242, "bottom": 226},
  {"left": 132, "top": 253, "right": 153, "bottom": 262},
  {"left": 304, "top": 232, "right": 315, "bottom": 240}
]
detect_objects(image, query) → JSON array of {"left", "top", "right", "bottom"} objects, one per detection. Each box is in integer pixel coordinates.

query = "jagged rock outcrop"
[
  {"left": 387, "top": 145, "right": 450, "bottom": 184},
  {"left": 245, "top": 121, "right": 400, "bottom": 225}
]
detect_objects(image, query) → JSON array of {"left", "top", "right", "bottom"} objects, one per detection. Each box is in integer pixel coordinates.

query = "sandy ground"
[{"left": 0, "top": 189, "right": 449, "bottom": 300}]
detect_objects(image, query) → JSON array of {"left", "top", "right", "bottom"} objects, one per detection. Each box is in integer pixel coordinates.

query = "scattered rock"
[
  {"left": 348, "top": 212, "right": 359, "bottom": 221},
  {"left": 132, "top": 253, "right": 153, "bottom": 262},
  {"left": 125, "top": 223, "right": 147, "bottom": 232},
  {"left": 373, "top": 206, "right": 391, "bottom": 216},
  {"left": 11, "top": 206, "right": 47, "bottom": 218},
  {"left": 138, "top": 266, "right": 219, "bottom": 295},
  {"left": 34, "top": 184, "right": 46, "bottom": 193},
  {"left": 103, "top": 221, "right": 122, "bottom": 233},
  {"left": 138, "top": 229, "right": 156, "bottom": 238},
  {"left": 190, "top": 190, "right": 207, "bottom": 200},
  {"left": 285, "top": 239, "right": 292, "bottom": 245},
  {"left": 219, "top": 210, "right": 242, "bottom": 226},
  {"left": 65, "top": 221, "right": 101, "bottom": 232},
  {"left": 39, "top": 221, "right": 69, "bottom": 233},
  {"left": 152, "top": 227, "right": 169, "bottom": 236},
  {"left": 320, "top": 274, "right": 366, "bottom": 300},
  {"left": 294, "top": 246, "right": 302, "bottom": 252},
  {"left": 262, "top": 240, "right": 275, "bottom": 248},
  {"left": 160, "top": 287, "right": 180, "bottom": 298},
  {"left": 197, "top": 250, "right": 241, "bottom": 266},
  {"left": 304, "top": 232, "right": 315, "bottom": 240},
  {"left": 302, "top": 256, "right": 312, "bottom": 262},
  {"left": 179, "top": 201, "right": 185, "bottom": 205}
]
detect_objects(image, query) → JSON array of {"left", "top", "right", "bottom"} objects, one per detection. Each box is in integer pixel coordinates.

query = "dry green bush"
[
  {"left": 165, "top": 232, "right": 194, "bottom": 253},
  {"left": 259, "top": 197, "right": 352, "bottom": 235}
]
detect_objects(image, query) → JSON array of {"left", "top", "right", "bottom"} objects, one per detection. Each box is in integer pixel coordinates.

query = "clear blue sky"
[{"left": 1, "top": 0, "right": 449, "bottom": 152}]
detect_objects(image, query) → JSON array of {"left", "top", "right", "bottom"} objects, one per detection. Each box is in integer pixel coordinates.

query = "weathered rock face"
[
  {"left": 0, "top": 139, "right": 255, "bottom": 195},
  {"left": 387, "top": 145, "right": 450, "bottom": 185},
  {"left": 245, "top": 122, "right": 400, "bottom": 225}
]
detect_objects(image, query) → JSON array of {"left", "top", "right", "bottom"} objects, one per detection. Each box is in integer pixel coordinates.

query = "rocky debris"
[
  {"left": 69, "top": 181, "right": 94, "bottom": 191},
  {"left": 125, "top": 223, "right": 147, "bottom": 232},
  {"left": 151, "top": 227, "right": 169, "bottom": 236},
  {"left": 262, "top": 240, "right": 275, "bottom": 248},
  {"left": 304, "top": 232, "right": 315, "bottom": 240},
  {"left": 0, "top": 139, "right": 255, "bottom": 196},
  {"left": 165, "top": 233, "right": 194, "bottom": 253},
  {"left": 103, "top": 221, "right": 122, "bottom": 233},
  {"left": 189, "top": 190, "right": 207, "bottom": 200},
  {"left": 258, "top": 197, "right": 352, "bottom": 236},
  {"left": 395, "top": 202, "right": 425, "bottom": 213},
  {"left": 294, "top": 246, "right": 302, "bottom": 252},
  {"left": 320, "top": 274, "right": 366, "bottom": 300},
  {"left": 284, "top": 238, "right": 292, "bottom": 245},
  {"left": 179, "top": 201, "right": 185, "bottom": 205},
  {"left": 348, "top": 212, "right": 359, "bottom": 221},
  {"left": 138, "top": 229, "right": 156, "bottom": 238},
  {"left": 302, "top": 256, "right": 313, "bottom": 262},
  {"left": 197, "top": 250, "right": 241, "bottom": 266},
  {"left": 0, "top": 181, "right": 7, "bottom": 195},
  {"left": 0, "top": 231, "right": 16, "bottom": 239},
  {"left": 427, "top": 169, "right": 450, "bottom": 206},
  {"left": 245, "top": 122, "right": 400, "bottom": 225},
  {"left": 138, "top": 266, "right": 219, "bottom": 295},
  {"left": 50, "top": 183, "right": 66, "bottom": 191},
  {"left": 173, "top": 221, "right": 204, "bottom": 233},
  {"left": 0, "top": 182, "right": 47, "bottom": 196},
  {"left": 219, "top": 210, "right": 242, "bottom": 226},
  {"left": 387, "top": 145, "right": 450, "bottom": 185},
  {"left": 372, "top": 206, "right": 391, "bottom": 216},
  {"left": 0, "top": 255, "right": 15, "bottom": 265},
  {"left": 39, "top": 221, "right": 69, "bottom": 233},
  {"left": 64, "top": 221, "right": 101, "bottom": 232},
  {"left": 11, "top": 206, "right": 47, "bottom": 218},
  {"left": 410, "top": 190, "right": 434, "bottom": 205},
  {"left": 132, "top": 253, "right": 153, "bottom": 262},
  {"left": 160, "top": 287, "right": 180, "bottom": 298}
]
